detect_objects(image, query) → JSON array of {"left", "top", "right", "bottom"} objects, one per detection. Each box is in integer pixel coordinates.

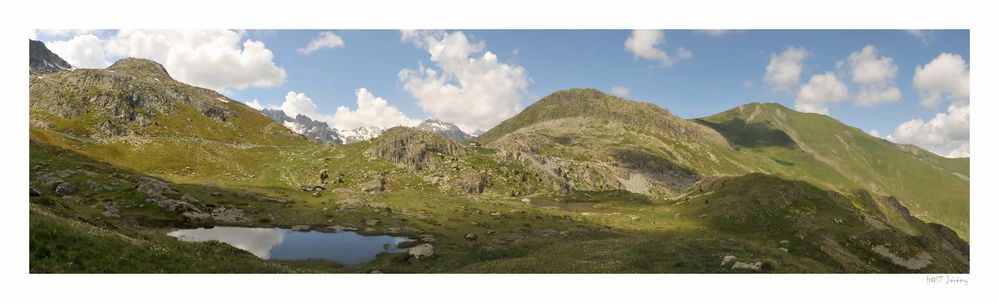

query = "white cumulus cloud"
[
  {"left": 624, "top": 30, "right": 690, "bottom": 67},
  {"left": 298, "top": 32, "right": 345, "bottom": 55},
  {"left": 103, "top": 30, "right": 286, "bottom": 92},
  {"left": 887, "top": 52, "right": 971, "bottom": 158},
  {"left": 889, "top": 104, "right": 970, "bottom": 158},
  {"left": 841, "top": 45, "right": 901, "bottom": 107},
  {"left": 398, "top": 30, "right": 529, "bottom": 133},
  {"left": 795, "top": 72, "right": 849, "bottom": 115},
  {"left": 913, "top": 53, "right": 970, "bottom": 108},
  {"left": 260, "top": 89, "right": 417, "bottom": 130},
  {"left": 45, "top": 34, "right": 109, "bottom": 68},
  {"left": 244, "top": 99, "right": 267, "bottom": 111},
  {"left": 330, "top": 88, "right": 420, "bottom": 130},
  {"left": 611, "top": 86, "right": 631, "bottom": 97},
  {"left": 278, "top": 92, "right": 320, "bottom": 118},
  {"left": 765, "top": 47, "right": 809, "bottom": 93}
]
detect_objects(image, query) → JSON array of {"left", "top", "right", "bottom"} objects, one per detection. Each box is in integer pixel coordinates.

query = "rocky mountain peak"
[
  {"left": 29, "top": 39, "right": 72, "bottom": 73},
  {"left": 414, "top": 118, "right": 471, "bottom": 142},
  {"left": 107, "top": 58, "right": 172, "bottom": 80}
]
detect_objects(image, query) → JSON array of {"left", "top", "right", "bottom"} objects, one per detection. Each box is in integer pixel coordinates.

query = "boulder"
[
  {"left": 291, "top": 225, "right": 311, "bottom": 232},
  {"left": 85, "top": 180, "right": 112, "bottom": 191},
  {"left": 211, "top": 207, "right": 245, "bottom": 222},
  {"left": 54, "top": 182, "right": 76, "bottom": 195},
  {"left": 319, "top": 169, "right": 329, "bottom": 184},
  {"left": 721, "top": 255, "right": 738, "bottom": 266},
  {"left": 30, "top": 187, "right": 41, "bottom": 196},
  {"left": 465, "top": 233, "right": 478, "bottom": 241},
  {"left": 408, "top": 244, "right": 435, "bottom": 260},
  {"left": 135, "top": 176, "right": 177, "bottom": 197},
  {"left": 101, "top": 202, "right": 120, "bottom": 218},
  {"left": 731, "top": 261, "right": 762, "bottom": 271},
  {"left": 365, "top": 219, "right": 380, "bottom": 227}
]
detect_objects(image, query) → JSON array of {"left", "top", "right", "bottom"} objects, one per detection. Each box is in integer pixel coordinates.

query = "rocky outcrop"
[
  {"left": 134, "top": 176, "right": 198, "bottom": 213},
  {"left": 366, "top": 127, "right": 469, "bottom": 171},
  {"left": 30, "top": 57, "right": 241, "bottom": 138},
  {"left": 361, "top": 173, "right": 386, "bottom": 193},
  {"left": 459, "top": 171, "right": 492, "bottom": 194}
]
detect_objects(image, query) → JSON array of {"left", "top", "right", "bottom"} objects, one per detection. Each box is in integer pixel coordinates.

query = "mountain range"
[
  {"left": 259, "top": 108, "right": 473, "bottom": 144},
  {"left": 27, "top": 41, "right": 969, "bottom": 273}
]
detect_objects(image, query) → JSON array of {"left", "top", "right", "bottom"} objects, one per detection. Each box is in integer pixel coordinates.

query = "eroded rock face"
[
  {"left": 366, "top": 127, "right": 469, "bottom": 170},
  {"left": 872, "top": 245, "right": 933, "bottom": 270},
  {"left": 460, "top": 171, "right": 492, "bottom": 194},
  {"left": 362, "top": 174, "right": 386, "bottom": 193}
]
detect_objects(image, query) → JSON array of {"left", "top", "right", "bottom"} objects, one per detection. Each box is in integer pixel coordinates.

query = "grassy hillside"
[
  {"left": 696, "top": 103, "right": 969, "bottom": 238},
  {"left": 27, "top": 56, "right": 969, "bottom": 274}
]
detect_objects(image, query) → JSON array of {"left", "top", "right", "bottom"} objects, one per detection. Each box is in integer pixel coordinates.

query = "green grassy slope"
[{"left": 696, "top": 103, "right": 969, "bottom": 239}]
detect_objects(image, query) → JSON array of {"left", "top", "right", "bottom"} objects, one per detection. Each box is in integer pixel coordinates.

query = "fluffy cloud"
[
  {"left": 298, "top": 32, "right": 344, "bottom": 55},
  {"left": 330, "top": 88, "right": 419, "bottom": 130},
  {"left": 259, "top": 89, "right": 417, "bottom": 130},
  {"left": 889, "top": 104, "right": 970, "bottom": 158},
  {"left": 624, "top": 30, "right": 691, "bottom": 67},
  {"left": 45, "top": 34, "right": 109, "bottom": 68},
  {"left": 913, "top": 53, "right": 970, "bottom": 108},
  {"left": 398, "top": 30, "right": 529, "bottom": 132},
  {"left": 887, "top": 52, "right": 971, "bottom": 158},
  {"left": 279, "top": 92, "right": 320, "bottom": 118},
  {"left": 794, "top": 72, "right": 849, "bottom": 114},
  {"left": 764, "top": 47, "right": 809, "bottom": 93},
  {"left": 611, "top": 86, "right": 631, "bottom": 97},
  {"left": 103, "top": 30, "right": 286, "bottom": 91},
  {"left": 841, "top": 45, "right": 901, "bottom": 107},
  {"left": 244, "top": 99, "right": 267, "bottom": 111},
  {"left": 868, "top": 129, "right": 881, "bottom": 138}
]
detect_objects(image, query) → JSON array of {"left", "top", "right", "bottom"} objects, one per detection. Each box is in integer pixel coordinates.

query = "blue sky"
[{"left": 35, "top": 29, "right": 970, "bottom": 156}]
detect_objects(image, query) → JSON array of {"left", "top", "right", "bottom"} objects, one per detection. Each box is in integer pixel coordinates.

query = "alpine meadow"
[{"left": 27, "top": 30, "right": 970, "bottom": 273}]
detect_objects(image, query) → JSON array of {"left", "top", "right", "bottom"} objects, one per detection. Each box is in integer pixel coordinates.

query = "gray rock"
[
  {"left": 30, "top": 187, "right": 41, "bottom": 196},
  {"left": 86, "top": 179, "right": 113, "bottom": 192},
  {"left": 465, "top": 233, "right": 477, "bottom": 241},
  {"left": 365, "top": 219, "right": 380, "bottom": 227},
  {"left": 101, "top": 202, "right": 120, "bottom": 218},
  {"left": 182, "top": 212, "right": 211, "bottom": 220},
  {"left": 291, "top": 225, "right": 311, "bottom": 231},
  {"left": 362, "top": 175, "right": 386, "bottom": 193},
  {"left": 721, "top": 255, "right": 738, "bottom": 266},
  {"left": 180, "top": 194, "right": 200, "bottom": 203},
  {"left": 135, "top": 176, "right": 177, "bottom": 197},
  {"left": 731, "top": 261, "right": 762, "bottom": 271},
  {"left": 54, "top": 182, "right": 76, "bottom": 195},
  {"left": 408, "top": 244, "right": 435, "bottom": 259},
  {"left": 210, "top": 207, "right": 245, "bottom": 222}
]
